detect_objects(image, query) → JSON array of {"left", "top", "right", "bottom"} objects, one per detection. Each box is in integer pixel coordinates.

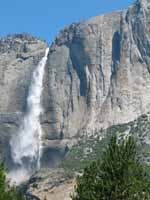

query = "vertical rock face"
[
  {"left": 0, "top": 34, "right": 47, "bottom": 113},
  {"left": 43, "top": 12, "right": 122, "bottom": 139},
  {"left": 42, "top": 0, "right": 150, "bottom": 141}
]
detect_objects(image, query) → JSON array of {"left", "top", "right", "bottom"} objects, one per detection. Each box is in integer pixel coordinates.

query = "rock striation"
[{"left": 42, "top": 0, "right": 150, "bottom": 144}]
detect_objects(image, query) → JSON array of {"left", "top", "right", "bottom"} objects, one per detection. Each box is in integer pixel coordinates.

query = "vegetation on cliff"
[{"left": 61, "top": 114, "right": 150, "bottom": 174}]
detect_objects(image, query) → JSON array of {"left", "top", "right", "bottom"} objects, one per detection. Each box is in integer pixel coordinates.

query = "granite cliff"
[
  {"left": 0, "top": 0, "right": 150, "bottom": 174},
  {"left": 42, "top": 0, "right": 150, "bottom": 145}
]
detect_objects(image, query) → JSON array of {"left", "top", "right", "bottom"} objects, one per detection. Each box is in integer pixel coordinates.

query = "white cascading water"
[{"left": 8, "top": 48, "right": 49, "bottom": 185}]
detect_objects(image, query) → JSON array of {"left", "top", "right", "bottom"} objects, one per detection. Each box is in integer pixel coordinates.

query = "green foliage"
[
  {"left": 60, "top": 123, "right": 131, "bottom": 174},
  {"left": 0, "top": 164, "right": 26, "bottom": 200},
  {"left": 61, "top": 133, "right": 115, "bottom": 173},
  {"left": 72, "top": 136, "right": 150, "bottom": 200},
  {"left": 32, "top": 182, "right": 38, "bottom": 189}
]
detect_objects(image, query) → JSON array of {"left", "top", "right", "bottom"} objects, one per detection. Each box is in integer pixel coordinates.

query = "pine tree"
[
  {"left": 0, "top": 164, "right": 26, "bottom": 200},
  {"left": 72, "top": 136, "right": 150, "bottom": 200}
]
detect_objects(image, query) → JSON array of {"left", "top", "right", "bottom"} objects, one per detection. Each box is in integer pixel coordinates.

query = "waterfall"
[{"left": 8, "top": 48, "right": 49, "bottom": 185}]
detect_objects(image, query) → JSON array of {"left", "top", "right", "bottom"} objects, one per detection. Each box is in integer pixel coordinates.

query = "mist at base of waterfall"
[{"left": 7, "top": 168, "right": 30, "bottom": 186}]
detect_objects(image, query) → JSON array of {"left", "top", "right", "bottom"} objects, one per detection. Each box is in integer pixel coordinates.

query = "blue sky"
[{"left": 0, "top": 0, "right": 134, "bottom": 44}]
